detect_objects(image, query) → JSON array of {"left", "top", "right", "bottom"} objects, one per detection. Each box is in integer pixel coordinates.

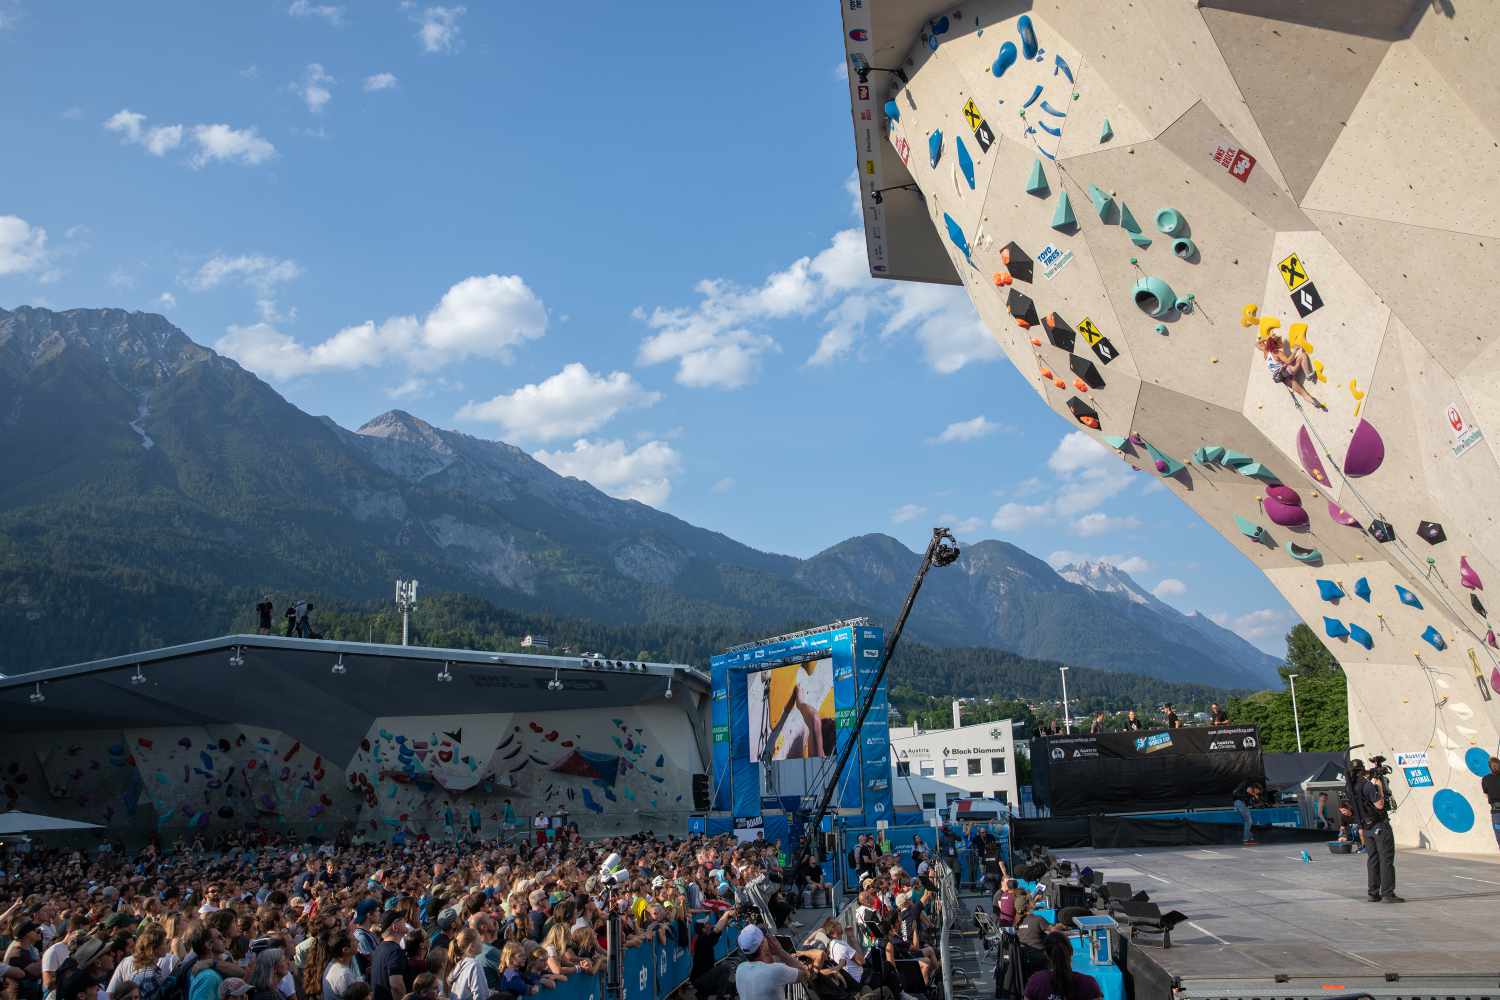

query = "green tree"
[{"left": 1228, "top": 624, "right": 1349, "bottom": 752}]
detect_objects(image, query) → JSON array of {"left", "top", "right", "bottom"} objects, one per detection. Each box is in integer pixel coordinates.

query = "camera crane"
[{"left": 792, "top": 527, "right": 962, "bottom": 877}]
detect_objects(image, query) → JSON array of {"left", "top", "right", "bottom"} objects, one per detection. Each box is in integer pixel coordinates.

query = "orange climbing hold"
[
  {"left": 1016, "top": 318, "right": 1032, "bottom": 329},
  {"left": 1030, "top": 337, "right": 1042, "bottom": 346},
  {"left": 1040, "top": 367, "right": 1054, "bottom": 379},
  {"left": 1052, "top": 378, "right": 1066, "bottom": 389},
  {"left": 1000, "top": 247, "right": 1011, "bottom": 265},
  {"left": 1079, "top": 415, "right": 1099, "bottom": 428},
  {"left": 1073, "top": 378, "right": 1088, "bottom": 391}
]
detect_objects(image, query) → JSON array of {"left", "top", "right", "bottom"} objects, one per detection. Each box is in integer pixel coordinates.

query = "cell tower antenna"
[{"left": 395, "top": 579, "right": 418, "bottom": 646}]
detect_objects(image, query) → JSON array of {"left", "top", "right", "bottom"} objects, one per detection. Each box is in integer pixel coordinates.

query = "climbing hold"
[
  {"left": 943, "top": 213, "right": 970, "bottom": 259},
  {"left": 1328, "top": 502, "right": 1360, "bottom": 527},
  {"left": 1001, "top": 242, "right": 1034, "bottom": 282},
  {"left": 1026, "top": 158, "right": 1048, "bottom": 196},
  {"left": 1416, "top": 520, "right": 1446, "bottom": 545},
  {"left": 1221, "top": 450, "right": 1252, "bottom": 468},
  {"left": 1344, "top": 419, "right": 1385, "bottom": 477},
  {"left": 1021, "top": 84, "right": 1044, "bottom": 109},
  {"left": 1131, "top": 276, "right": 1178, "bottom": 318},
  {"left": 1129, "top": 257, "right": 1138, "bottom": 266},
  {"left": 1087, "top": 184, "right": 1114, "bottom": 220},
  {"left": 1172, "top": 237, "right": 1197, "bottom": 259},
  {"left": 1103, "top": 435, "right": 1128, "bottom": 450},
  {"left": 1154, "top": 323, "right": 1166, "bottom": 334},
  {"left": 1235, "top": 515, "right": 1265, "bottom": 541},
  {"left": 1038, "top": 119, "right": 1063, "bottom": 138},
  {"left": 1054, "top": 53, "right": 1074, "bottom": 83},
  {"left": 1069, "top": 354, "right": 1105, "bottom": 390},
  {"left": 1079, "top": 415, "right": 1099, "bottom": 428},
  {"left": 1472, "top": 593, "right": 1487, "bottom": 617},
  {"left": 992, "top": 41, "right": 1018, "bottom": 77},
  {"left": 1039, "top": 367, "right": 1054, "bottom": 380},
  {"left": 1421, "top": 625, "right": 1447, "bottom": 651},
  {"left": 1316, "top": 579, "right": 1344, "bottom": 602},
  {"left": 1043, "top": 312, "right": 1076, "bottom": 351},
  {"left": 1295, "top": 427, "right": 1330, "bottom": 486},
  {"left": 884, "top": 100, "right": 900, "bottom": 123},
  {"left": 1143, "top": 441, "right": 1184, "bottom": 477},
  {"left": 1240, "top": 304, "right": 1259, "bottom": 328},
  {"left": 930, "top": 14, "right": 950, "bottom": 35},
  {"left": 1073, "top": 378, "right": 1089, "bottom": 392},
  {"left": 1354, "top": 577, "right": 1371, "bottom": 602},
  {"left": 1459, "top": 555, "right": 1483, "bottom": 590},
  {"left": 1199, "top": 446, "right": 1225, "bottom": 464},
  {"left": 1040, "top": 99, "right": 1067, "bottom": 118},
  {"left": 1174, "top": 298, "right": 1192, "bottom": 313},
  {"left": 1053, "top": 378, "right": 1066, "bottom": 389},
  {"left": 1286, "top": 541, "right": 1322, "bottom": 563},
  {"left": 1266, "top": 485, "right": 1301, "bottom": 506},
  {"left": 1488, "top": 629, "right": 1498, "bottom": 648},
  {"left": 1018, "top": 15, "right": 1038, "bottom": 60},
  {"left": 1119, "top": 202, "right": 1142, "bottom": 234},
  {"left": 1099, "top": 118, "right": 1113, "bottom": 142},
  {"left": 1066, "top": 396, "right": 1100, "bottom": 427},
  {"left": 1368, "top": 518, "right": 1395, "bottom": 543},
  {"left": 1347, "top": 623, "right": 1374, "bottom": 650},
  {"left": 1263, "top": 495, "right": 1307, "bottom": 526},
  {"left": 929, "top": 129, "right": 944, "bottom": 168},
  {"left": 1395, "top": 584, "right": 1423, "bottom": 609},
  {"left": 956, "top": 136, "right": 976, "bottom": 189},
  {"left": 1324, "top": 617, "right": 1350, "bottom": 640},
  {"left": 1155, "top": 208, "right": 1184, "bottom": 235},
  {"left": 1030, "top": 337, "right": 1042, "bottom": 346},
  {"left": 1051, "top": 190, "right": 1076, "bottom": 230},
  {"left": 994, "top": 272, "right": 1012, "bottom": 287},
  {"left": 1238, "top": 463, "right": 1278, "bottom": 483}
]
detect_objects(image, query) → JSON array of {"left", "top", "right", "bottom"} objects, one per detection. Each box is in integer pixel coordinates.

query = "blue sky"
[{"left": 0, "top": 1, "right": 1297, "bottom": 654}]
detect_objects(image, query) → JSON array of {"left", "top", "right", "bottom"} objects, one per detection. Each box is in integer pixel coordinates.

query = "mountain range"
[{"left": 0, "top": 306, "right": 1280, "bottom": 686}]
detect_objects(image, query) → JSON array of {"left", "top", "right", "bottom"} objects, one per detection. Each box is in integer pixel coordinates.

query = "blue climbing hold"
[
  {"left": 930, "top": 15, "right": 950, "bottom": 35},
  {"left": 1022, "top": 84, "right": 1043, "bottom": 109},
  {"left": 929, "top": 129, "right": 943, "bottom": 168},
  {"left": 928, "top": 32, "right": 941, "bottom": 52},
  {"left": 1050, "top": 190, "right": 1075, "bottom": 230},
  {"left": 1354, "top": 577, "right": 1371, "bottom": 601},
  {"left": 1316, "top": 579, "right": 1344, "bottom": 602},
  {"left": 1433, "top": 788, "right": 1475, "bottom": 833},
  {"left": 1054, "top": 53, "right": 1074, "bottom": 83},
  {"left": 1018, "top": 15, "right": 1038, "bottom": 60},
  {"left": 1040, "top": 99, "right": 1067, "bottom": 118},
  {"left": 956, "top": 136, "right": 975, "bottom": 189},
  {"left": 1323, "top": 617, "right": 1350, "bottom": 640},
  {"left": 1087, "top": 184, "right": 1114, "bottom": 220},
  {"left": 1038, "top": 119, "right": 1062, "bottom": 137},
  {"left": 1286, "top": 541, "right": 1322, "bottom": 563},
  {"left": 1465, "top": 746, "right": 1490, "bottom": 777},
  {"left": 1421, "top": 625, "right": 1446, "bottom": 650},
  {"left": 992, "top": 41, "right": 1018, "bottom": 77},
  {"left": 884, "top": 100, "right": 900, "bottom": 123},
  {"left": 943, "top": 212, "right": 970, "bottom": 259},
  {"left": 1234, "top": 515, "right": 1265, "bottom": 541},
  {"left": 1395, "top": 584, "right": 1423, "bottom": 609},
  {"left": 1026, "top": 158, "right": 1048, "bottom": 195},
  {"left": 1347, "top": 622, "right": 1373, "bottom": 650}
]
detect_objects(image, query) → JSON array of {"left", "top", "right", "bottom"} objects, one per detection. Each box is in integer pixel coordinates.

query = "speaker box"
[{"left": 691, "top": 773, "right": 710, "bottom": 811}]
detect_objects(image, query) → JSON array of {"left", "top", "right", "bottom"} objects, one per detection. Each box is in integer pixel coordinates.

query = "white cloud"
[
  {"left": 364, "top": 72, "right": 399, "bottom": 92},
  {"left": 1152, "top": 578, "right": 1187, "bottom": 599},
  {"left": 299, "top": 63, "right": 334, "bottom": 113},
  {"left": 103, "top": 109, "right": 183, "bottom": 156},
  {"left": 214, "top": 273, "right": 547, "bottom": 379},
  {"left": 191, "top": 254, "right": 302, "bottom": 292},
  {"left": 929, "top": 415, "right": 1001, "bottom": 444},
  {"left": 157, "top": 292, "right": 176, "bottom": 309},
  {"left": 844, "top": 170, "right": 861, "bottom": 218},
  {"left": 711, "top": 477, "right": 735, "bottom": 495},
  {"left": 938, "top": 513, "right": 986, "bottom": 536},
  {"left": 386, "top": 375, "right": 458, "bottom": 400},
  {"left": 834, "top": 58, "right": 849, "bottom": 81},
  {"left": 240, "top": 65, "right": 260, "bottom": 79},
  {"left": 0, "top": 215, "right": 48, "bottom": 276},
  {"left": 533, "top": 438, "right": 680, "bottom": 507},
  {"left": 191, "top": 123, "right": 275, "bottom": 166},
  {"left": 882, "top": 282, "right": 1002, "bottom": 374},
  {"left": 1210, "top": 607, "right": 1293, "bottom": 652},
  {"left": 991, "top": 502, "right": 1050, "bottom": 532},
  {"left": 1072, "top": 512, "right": 1141, "bottom": 538},
  {"left": 288, "top": 0, "right": 344, "bottom": 25},
  {"left": 415, "top": 5, "right": 464, "bottom": 53},
  {"left": 0, "top": 0, "right": 20, "bottom": 30},
  {"left": 891, "top": 503, "right": 928, "bottom": 525},
  {"left": 455, "top": 363, "right": 660, "bottom": 443}
]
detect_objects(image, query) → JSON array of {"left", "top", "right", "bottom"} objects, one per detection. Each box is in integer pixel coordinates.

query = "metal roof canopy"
[
  {"left": 0, "top": 635, "right": 708, "bottom": 765},
  {"left": 839, "top": 0, "right": 961, "bottom": 285}
]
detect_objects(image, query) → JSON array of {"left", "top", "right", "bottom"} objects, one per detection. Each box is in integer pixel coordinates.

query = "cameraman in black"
[{"left": 1351, "top": 758, "right": 1402, "bottom": 903}]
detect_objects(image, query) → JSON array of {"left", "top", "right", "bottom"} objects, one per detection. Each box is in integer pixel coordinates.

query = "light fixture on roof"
[
  {"left": 437, "top": 661, "right": 454, "bottom": 683},
  {"left": 664, "top": 675, "right": 673, "bottom": 701},
  {"left": 331, "top": 654, "right": 346, "bottom": 676},
  {"left": 130, "top": 666, "right": 147, "bottom": 687},
  {"left": 548, "top": 667, "right": 562, "bottom": 692},
  {"left": 228, "top": 646, "right": 244, "bottom": 668},
  {"left": 28, "top": 683, "right": 45, "bottom": 705}
]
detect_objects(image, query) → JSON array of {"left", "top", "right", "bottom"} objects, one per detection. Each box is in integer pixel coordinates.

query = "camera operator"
[
  {"left": 1482, "top": 756, "right": 1500, "bottom": 850},
  {"left": 1351, "top": 758, "right": 1402, "bottom": 902},
  {"left": 734, "top": 925, "right": 810, "bottom": 1000}
]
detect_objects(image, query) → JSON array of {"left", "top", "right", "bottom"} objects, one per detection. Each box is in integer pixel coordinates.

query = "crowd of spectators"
[{"left": 0, "top": 826, "right": 946, "bottom": 1000}]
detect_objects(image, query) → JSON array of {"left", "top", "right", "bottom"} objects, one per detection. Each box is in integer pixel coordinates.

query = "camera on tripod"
[{"left": 1367, "top": 754, "right": 1392, "bottom": 778}]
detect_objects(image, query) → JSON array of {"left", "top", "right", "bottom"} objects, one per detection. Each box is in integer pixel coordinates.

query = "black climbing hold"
[
  {"left": 1417, "top": 520, "right": 1447, "bottom": 545},
  {"left": 1043, "top": 313, "right": 1076, "bottom": 352},
  {"left": 1065, "top": 396, "right": 1099, "bottom": 426},
  {"left": 1069, "top": 354, "right": 1105, "bottom": 390},
  {"left": 1006, "top": 288, "right": 1038, "bottom": 326},
  {"left": 1473, "top": 593, "right": 1488, "bottom": 618},
  {"left": 1367, "top": 519, "right": 1395, "bottom": 543},
  {"left": 1001, "top": 241, "right": 1034, "bottom": 283}
]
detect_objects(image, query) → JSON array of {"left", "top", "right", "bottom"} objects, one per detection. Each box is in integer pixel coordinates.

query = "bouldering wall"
[
  {"left": 868, "top": 1, "right": 1500, "bottom": 851},
  {"left": 0, "top": 705, "right": 698, "bottom": 843}
]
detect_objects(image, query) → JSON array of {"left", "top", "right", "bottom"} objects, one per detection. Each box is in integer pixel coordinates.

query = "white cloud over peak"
[
  {"left": 106, "top": 110, "right": 272, "bottom": 166},
  {"left": 891, "top": 503, "right": 927, "bottom": 525},
  {"left": 363, "top": 72, "right": 399, "bottom": 92},
  {"left": 1209, "top": 607, "right": 1294, "bottom": 653},
  {"left": 213, "top": 274, "right": 547, "bottom": 379},
  {"left": 1073, "top": 511, "right": 1141, "bottom": 538},
  {"left": 929, "top": 415, "right": 1001, "bottom": 445},
  {"left": 0, "top": 215, "right": 49, "bottom": 276},
  {"left": 711, "top": 477, "right": 735, "bottom": 495},
  {"left": 938, "top": 513, "right": 986, "bottom": 537},
  {"left": 1152, "top": 578, "right": 1187, "bottom": 599},
  {"left": 191, "top": 254, "right": 302, "bottom": 292},
  {"left": 299, "top": 63, "right": 334, "bottom": 113},
  {"left": 415, "top": 5, "right": 464, "bottom": 53},
  {"left": 157, "top": 292, "right": 176, "bottom": 309},
  {"left": 456, "top": 363, "right": 660, "bottom": 443},
  {"left": 533, "top": 438, "right": 680, "bottom": 507},
  {"left": 992, "top": 432, "right": 1136, "bottom": 536},
  {"left": 288, "top": 1, "right": 344, "bottom": 25}
]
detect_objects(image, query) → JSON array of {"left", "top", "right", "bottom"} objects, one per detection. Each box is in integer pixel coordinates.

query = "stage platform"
[{"left": 1059, "top": 843, "right": 1500, "bottom": 997}]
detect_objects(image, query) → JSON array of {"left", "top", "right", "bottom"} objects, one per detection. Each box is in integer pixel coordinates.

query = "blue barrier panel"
[
  {"left": 1069, "top": 935, "right": 1123, "bottom": 1000},
  {"left": 538, "top": 972, "right": 604, "bottom": 1000},
  {"left": 622, "top": 943, "right": 654, "bottom": 1000},
  {"left": 652, "top": 935, "right": 692, "bottom": 997},
  {"left": 713, "top": 921, "right": 742, "bottom": 961}
]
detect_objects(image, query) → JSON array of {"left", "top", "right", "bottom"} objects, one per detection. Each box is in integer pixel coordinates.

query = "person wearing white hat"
[{"left": 733, "top": 925, "right": 808, "bottom": 1000}]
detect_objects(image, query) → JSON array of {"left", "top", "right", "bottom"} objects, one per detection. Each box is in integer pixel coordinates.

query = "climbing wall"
[
  {"left": 876, "top": 1, "right": 1500, "bottom": 851},
  {"left": 0, "top": 706, "right": 697, "bottom": 842}
]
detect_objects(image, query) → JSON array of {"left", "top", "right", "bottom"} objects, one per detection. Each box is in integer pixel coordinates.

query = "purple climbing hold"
[
  {"left": 1154, "top": 459, "right": 1168, "bottom": 473},
  {"left": 1130, "top": 433, "right": 1145, "bottom": 446},
  {"left": 1263, "top": 496, "right": 1310, "bottom": 527},
  {"left": 1344, "top": 419, "right": 1385, "bottom": 477},
  {"left": 1296, "top": 426, "right": 1332, "bottom": 487},
  {"left": 1459, "top": 555, "right": 1483, "bottom": 591},
  {"left": 1265, "top": 484, "right": 1302, "bottom": 506},
  {"left": 1328, "top": 502, "right": 1361, "bottom": 527}
]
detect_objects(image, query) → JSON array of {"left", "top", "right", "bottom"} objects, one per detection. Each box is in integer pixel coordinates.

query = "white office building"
[{"left": 889, "top": 715, "right": 1018, "bottom": 817}]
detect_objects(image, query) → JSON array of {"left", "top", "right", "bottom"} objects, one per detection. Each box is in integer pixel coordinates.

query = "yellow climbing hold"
[
  {"left": 1258, "top": 316, "right": 1281, "bottom": 340},
  {"left": 1240, "top": 304, "right": 1259, "bottom": 328}
]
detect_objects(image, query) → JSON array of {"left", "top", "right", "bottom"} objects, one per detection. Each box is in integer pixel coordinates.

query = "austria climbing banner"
[{"left": 1034, "top": 726, "right": 1263, "bottom": 815}]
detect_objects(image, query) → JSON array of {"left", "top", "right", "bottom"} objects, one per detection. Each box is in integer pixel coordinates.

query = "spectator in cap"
[{"left": 733, "top": 925, "right": 808, "bottom": 1000}]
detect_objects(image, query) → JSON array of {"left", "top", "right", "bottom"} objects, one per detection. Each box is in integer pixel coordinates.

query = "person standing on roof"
[
  {"left": 255, "top": 596, "right": 274, "bottom": 635},
  {"left": 294, "top": 601, "right": 311, "bottom": 638}
]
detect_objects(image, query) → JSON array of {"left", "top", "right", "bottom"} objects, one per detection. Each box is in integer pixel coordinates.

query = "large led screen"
[{"left": 746, "top": 657, "right": 836, "bottom": 761}]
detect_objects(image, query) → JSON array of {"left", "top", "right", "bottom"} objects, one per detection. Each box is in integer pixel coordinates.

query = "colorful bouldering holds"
[
  {"left": 1421, "top": 625, "right": 1447, "bottom": 651},
  {"left": 1417, "top": 520, "right": 1446, "bottom": 545},
  {"left": 943, "top": 213, "right": 970, "bottom": 258},
  {"left": 1316, "top": 579, "right": 1344, "bottom": 602},
  {"left": 1344, "top": 419, "right": 1385, "bottom": 477},
  {"left": 992, "top": 41, "right": 1018, "bottom": 77},
  {"left": 1286, "top": 541, "right": 1322, "bottom": 563},
  {"left": 1395, "top": 584, "right": 1423, "bottom": 609},
  {"left": 1354, "top": 577, "right": 1371, "bottom": 602},
  {"left": 1026, "top": 158, "right": 1047, "bottom": 195},
  {"left": 1347, "top": 623, "right": 1373, "bottom": 650},
  {"left": 1051, "top": 190, "right": 1076, "bottom": 230},
  {"left": 956, "top": 136, "right": 976, "bottom": 189},
  {"left": 1324, "top": 617, "right": 1349, "bottom": 639},
  {"left": 1460, "top": 555, "right": 1483, "bottom": 590},
  {"left": 929, "top": 130, "right": 944, "bottom": 168},
  {"left": 1018, "top": 15, "right": 1038, "bottom": 60},
  {"left": 1235, "top": 515, "right": 1265, "bottom": 541}
]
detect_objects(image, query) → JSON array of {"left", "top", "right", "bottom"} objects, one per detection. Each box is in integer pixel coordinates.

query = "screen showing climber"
[{"left": 747, "top": 657, "right": 836, "bottom": 762}]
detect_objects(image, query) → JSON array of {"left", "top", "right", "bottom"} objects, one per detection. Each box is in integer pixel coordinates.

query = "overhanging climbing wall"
[{"left": 856, "top": 1, "right": 1500, "bottom": 851}]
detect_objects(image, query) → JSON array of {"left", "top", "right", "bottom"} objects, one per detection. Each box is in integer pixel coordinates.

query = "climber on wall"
[{"left": 1257, "top": 330, "right": 1326, "bottom": 410}]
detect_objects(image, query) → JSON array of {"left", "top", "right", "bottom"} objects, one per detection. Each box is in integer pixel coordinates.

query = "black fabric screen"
[{"left": 1032, "top": 726, "right": 1264, "bottom": 815}]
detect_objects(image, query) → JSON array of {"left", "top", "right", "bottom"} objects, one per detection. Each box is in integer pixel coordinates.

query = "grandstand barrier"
[{"left": 612, "top": 915, "right": 748, "bottom": 1000}]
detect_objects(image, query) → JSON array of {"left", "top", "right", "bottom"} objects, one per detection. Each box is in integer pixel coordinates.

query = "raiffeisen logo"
[{"left": 1134, "top": 732, "right": 1173, "bottom": 754}]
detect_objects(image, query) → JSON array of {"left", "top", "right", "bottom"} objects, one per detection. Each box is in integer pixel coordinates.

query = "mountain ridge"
[{"left": 0, "top": 306, "right": 1280, "bottom": 686}]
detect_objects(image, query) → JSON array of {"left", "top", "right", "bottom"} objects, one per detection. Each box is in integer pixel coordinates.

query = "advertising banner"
[
  {"left": 856, "top": 626, "right": 892, "bottom": 824},
  {"left": 1033, "top": 726, "right": 1264, "bottom": 815},
  {"left": 710, "top": 662, "right": 730, "bottom": 811}
]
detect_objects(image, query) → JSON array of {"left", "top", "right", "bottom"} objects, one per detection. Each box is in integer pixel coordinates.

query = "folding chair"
[{"left": 1106, "top": 900, "right": 1188, "bottom": 948}]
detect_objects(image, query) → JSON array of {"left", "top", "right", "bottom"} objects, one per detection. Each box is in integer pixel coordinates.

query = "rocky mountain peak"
[{"left": 1057, "top": 560, "right": 1157, "bottom": 607}]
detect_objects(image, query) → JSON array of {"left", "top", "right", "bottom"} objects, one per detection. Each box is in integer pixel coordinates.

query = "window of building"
[
  {"left": 921, "top": 793, "right": 936, "bottom": 810},
  {"left": 990, "top": 756, "right": 1006, "bottom": 774},
  {"left": 919, "top": 760, "right": 935, "bottom": 777},
  {"left": 945, "top": 792, "right": 959, "bottom": 808},
  {"left": 943, "top": 758, "right": 960, "bottom": 777},
  {"left": 966, "top": 758, "right": 982, "bottom": 776},
  {"left": 997, "top": 790, "right": 1009, "bottom": 803},
  {"left": 896, "top": 761, "right": 910, "bottom": 777}
]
